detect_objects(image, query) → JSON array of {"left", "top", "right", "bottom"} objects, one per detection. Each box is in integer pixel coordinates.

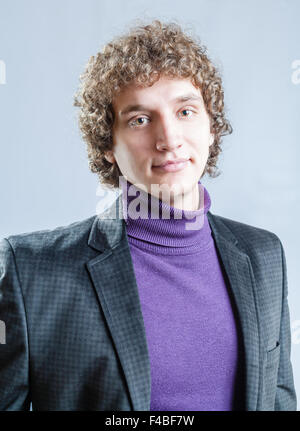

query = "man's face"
[{"left": 106, "top": 75, "right": 214, "bottom": 210}]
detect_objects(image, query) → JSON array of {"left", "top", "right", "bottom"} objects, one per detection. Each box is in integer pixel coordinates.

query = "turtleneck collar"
[{"left": 120, "top": 178, "right": 212, "bottom": 251}]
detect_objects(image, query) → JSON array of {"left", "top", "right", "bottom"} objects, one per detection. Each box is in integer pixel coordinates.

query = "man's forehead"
[{"left": 113, "top": 77, "right": 203, "bottom": 116}]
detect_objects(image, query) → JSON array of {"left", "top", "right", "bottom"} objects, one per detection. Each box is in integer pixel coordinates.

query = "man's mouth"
[{"left": 152, "top": 159, "right": 190, "bottom": 173}]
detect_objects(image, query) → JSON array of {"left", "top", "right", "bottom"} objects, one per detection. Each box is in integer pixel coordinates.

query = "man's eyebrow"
[{"left": 119, "top": 93, "right": 202, "bottom": 117}]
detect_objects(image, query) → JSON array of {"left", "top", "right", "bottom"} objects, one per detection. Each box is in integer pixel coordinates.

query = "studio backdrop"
[{"left": 0, "top": 0, "right": 299, "bottom": 410}]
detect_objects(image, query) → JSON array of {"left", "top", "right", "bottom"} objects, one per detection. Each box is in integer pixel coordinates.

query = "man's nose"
[{"left": 155, "top": 115, "right": 182, "bottom": 150}]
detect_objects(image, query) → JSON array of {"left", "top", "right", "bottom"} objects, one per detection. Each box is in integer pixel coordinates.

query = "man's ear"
[{"left": 104, "top": 151, "right": 115, "bottom": 164}]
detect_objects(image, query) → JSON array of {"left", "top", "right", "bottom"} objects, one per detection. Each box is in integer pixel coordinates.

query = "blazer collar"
[
  {"left": 88, "top": 193, "right": 124, "bottom": 252},
  {"left": 87, "top": 193, "right": 239, "bottom": 251}
]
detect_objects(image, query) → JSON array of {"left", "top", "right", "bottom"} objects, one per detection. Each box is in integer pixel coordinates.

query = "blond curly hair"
[{"left": 74, "top": 19, "right": 232, "bottom": 189}]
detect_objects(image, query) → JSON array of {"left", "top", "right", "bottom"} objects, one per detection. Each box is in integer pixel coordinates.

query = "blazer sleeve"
[
  {"left": 274, "top": 240, "right": 297, "bottom": 410},
  {"left": 0, "top": 238, "right": 31, "bottom": 410}
]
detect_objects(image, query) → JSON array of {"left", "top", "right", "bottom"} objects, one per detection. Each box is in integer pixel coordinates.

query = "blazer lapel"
[
  {"left": 86, "top": 194, "right": 151, "bottom": 411},
  {"left": 207, "top": 211, "right": 261, "bottom": 411}
]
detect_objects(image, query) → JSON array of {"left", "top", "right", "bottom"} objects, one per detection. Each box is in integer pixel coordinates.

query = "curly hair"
[{"left": 74, "top": 19, "right": 232, "bottom": 189}]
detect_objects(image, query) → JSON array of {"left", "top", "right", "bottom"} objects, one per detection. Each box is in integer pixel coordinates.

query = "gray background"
[{"left": 0, "top": 0, "right": 299, "bottom": 409}]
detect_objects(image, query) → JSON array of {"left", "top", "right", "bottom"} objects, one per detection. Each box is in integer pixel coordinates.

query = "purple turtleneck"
[{"left": 120, "top": 178, "right": 244, "bottom": 411}]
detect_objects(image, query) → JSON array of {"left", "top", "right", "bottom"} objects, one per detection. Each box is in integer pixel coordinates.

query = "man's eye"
[
  {"left": 179, "top": 108, "right": 193, "bottom": 118},
  {"left": 129, "top": 117, "right": 149, "bottom": 127}
]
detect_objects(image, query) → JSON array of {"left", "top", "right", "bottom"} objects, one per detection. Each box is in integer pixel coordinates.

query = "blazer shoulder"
[
  {"left": 209, "top": 212, "right": 283, "bottom": 252},
  {"left": 1, "top": 215, "right": 98, "bottom": 257}
]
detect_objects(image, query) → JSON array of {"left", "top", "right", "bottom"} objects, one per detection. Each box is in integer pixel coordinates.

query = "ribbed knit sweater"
[{"left": 121, "top": 178, "right": 245, "bottom": 411}]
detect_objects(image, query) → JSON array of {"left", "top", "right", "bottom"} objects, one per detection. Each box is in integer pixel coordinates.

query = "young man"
[{"left": 0, "top": 20, "right": 297, "bottom": 411}]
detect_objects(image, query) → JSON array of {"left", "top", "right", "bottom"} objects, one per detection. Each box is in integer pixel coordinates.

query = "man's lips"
[
  {"left": 152, "top": 159, "right": 190, "bottom": 172},
  {"left": 153, "top": 158, "right": 190, "bottom": 168}
]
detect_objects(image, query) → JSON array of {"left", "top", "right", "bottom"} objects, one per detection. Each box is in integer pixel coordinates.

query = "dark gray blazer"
[{"left": 0, "top": 194, "right": 297, "bottom": 411}]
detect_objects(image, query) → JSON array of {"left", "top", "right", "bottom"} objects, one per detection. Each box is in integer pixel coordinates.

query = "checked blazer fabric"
[{"left": 0, "top": 193, "right": 297, "bottom": 411}]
